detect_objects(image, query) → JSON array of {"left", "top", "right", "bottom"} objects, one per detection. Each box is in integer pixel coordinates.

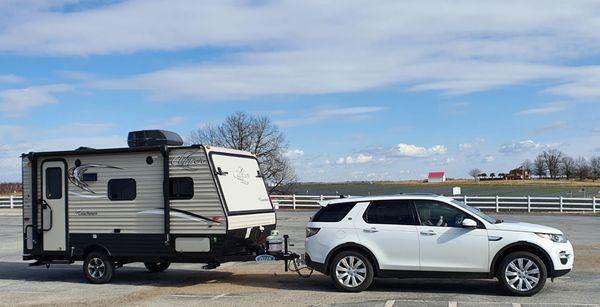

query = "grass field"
[{"left": 292, "top": 179, "right": 600, "bottom": 197}]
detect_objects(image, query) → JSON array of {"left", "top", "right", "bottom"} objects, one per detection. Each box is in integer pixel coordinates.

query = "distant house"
[
  {"left": 506, "top": 168, "right": 530, "bottom": 180},
  {"left": 427, "top": 171, "right": 446, "bottom": 183}
]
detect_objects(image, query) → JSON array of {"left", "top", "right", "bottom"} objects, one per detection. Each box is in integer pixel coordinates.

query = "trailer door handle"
[
  {"left": 363, "top": 227, "right": 378, "bottom": 233},
  {"left": 420, "top": 230, "right": 436, "bottom": 236}
]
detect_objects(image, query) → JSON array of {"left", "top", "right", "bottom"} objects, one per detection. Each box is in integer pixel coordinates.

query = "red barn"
[{"left": 427, "top": 171, "right": 446, "bottom": 183}]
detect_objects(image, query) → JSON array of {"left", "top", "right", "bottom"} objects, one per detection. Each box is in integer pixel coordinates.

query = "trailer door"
[
  {"left": 41, "top": 161, "right": 67, "bottom": 252},
  {"left": 210, "top": 153, "right": 273, "bottom": 215}
]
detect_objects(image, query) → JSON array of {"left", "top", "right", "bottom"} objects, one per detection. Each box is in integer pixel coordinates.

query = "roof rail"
[{"left": 395, "top": 193, "right": 439, "bottom": 196}]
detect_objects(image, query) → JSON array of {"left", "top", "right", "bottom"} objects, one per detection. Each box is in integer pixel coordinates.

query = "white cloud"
[
  {"left": 517, "top": 102, "right": 568, "bottom": 115},
  {"left": 1, "top": 1, "right": 596, "bottom": 101},
  {"left": 499, "top": 140, "right": 543, "bottom": 154},
  {"left": 395, "top": 143, "right": 447, "bottom": 157},
  {"left": 0, "top": 74, "right": 24, "bottom": 83},
  {"left": 0, "top": 84, "right": 72, "bottom": 117},
  {"left": 277, "top": 107, "right": 383, "bottom": 127},
  {"left": 284, "top": 149, "right": 305, "bottom": 159},
  {"left": 336, "top": 154, "right": 373, "bottom": 165},
  {"left": 483, "top": 155, "right": 495, "bottom": 162},
  {"left": 459, "top": 143, "right": 473, "bottom": 151}
]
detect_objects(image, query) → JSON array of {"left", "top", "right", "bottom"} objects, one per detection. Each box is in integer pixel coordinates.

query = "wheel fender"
[
  {"left": 325, "top": 242, "right": 380, "bottom": 275},
  {"left": 490, "top": 241, "right": 554, "bottom": 277}
]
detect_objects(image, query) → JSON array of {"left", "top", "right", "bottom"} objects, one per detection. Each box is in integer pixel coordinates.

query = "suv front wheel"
[
  {"left": 498, "top": 251, "right": 547, "bottom": 296},
  {"left": 330, "top": 250, "right": 374, "bottom": 292}
]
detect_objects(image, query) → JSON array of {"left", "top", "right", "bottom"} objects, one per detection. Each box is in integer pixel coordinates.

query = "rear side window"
[
  {"left": 169, "top": 177, "right": 194, "bottom": 200},
  {"left": 363, "top": 200, "right": 417, "bottom": 225},
  {"left": 108, "top": 178, "right": 136, "bottom": 201},
  {"left": 312, "top": 202, "right": 356, "bottom": 222}
]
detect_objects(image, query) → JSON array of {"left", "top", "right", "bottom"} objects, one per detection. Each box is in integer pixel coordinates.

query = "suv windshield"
[{"left": 450, "top": 199, "right": 498, "bottom": 224}]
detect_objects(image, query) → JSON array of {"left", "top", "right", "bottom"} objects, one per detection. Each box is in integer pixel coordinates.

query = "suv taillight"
[{"left": 306, "top": 227, "right": 320, "bottom": 238}]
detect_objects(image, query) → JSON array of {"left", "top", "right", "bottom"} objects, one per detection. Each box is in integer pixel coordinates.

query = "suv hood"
[{"left": 492, "top": 220, "right": 562, "bottom": 234}]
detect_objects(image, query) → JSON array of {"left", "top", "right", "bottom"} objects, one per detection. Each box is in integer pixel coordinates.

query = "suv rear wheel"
[
  {"left": 498, "top": 251, "right": 547, "bottom": 296},
  {"left": 330, "top": 250, "right": 374, "bottom": 292}
]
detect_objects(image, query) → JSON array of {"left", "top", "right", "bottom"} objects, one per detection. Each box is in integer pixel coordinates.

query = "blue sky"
[{"left": 1, "top": 0, "right": 600, "bottom": 182}]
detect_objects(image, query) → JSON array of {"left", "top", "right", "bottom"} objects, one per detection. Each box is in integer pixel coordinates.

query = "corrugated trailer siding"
[
  {"left": 64, "top": 152, "right": 165, "bottom": 234},
  {"left": 169, "top": 147, "right": 226, "bottom": 234},
  {"left": 22, "top": 157, "right": 32, "bottom": 231}
]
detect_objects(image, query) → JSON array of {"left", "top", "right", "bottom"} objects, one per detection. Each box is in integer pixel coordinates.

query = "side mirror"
[{"left": 462, "top": 218, "right": 477, "bottom": 228}]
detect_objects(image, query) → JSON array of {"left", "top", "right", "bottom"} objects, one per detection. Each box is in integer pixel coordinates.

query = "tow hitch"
[{"left": 255, "top": 231, "right": 314, "bottom": 278}]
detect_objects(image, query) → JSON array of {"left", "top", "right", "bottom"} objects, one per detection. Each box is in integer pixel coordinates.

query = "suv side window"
[
  {"left": 414, "top": 200, "right": 471, "bottom": 227},
  {"left": 363, "top": 200, "right": 417, "bottom": 225},
  {"left": 312, "top": 202, "right": 356, "bottom": 222}
]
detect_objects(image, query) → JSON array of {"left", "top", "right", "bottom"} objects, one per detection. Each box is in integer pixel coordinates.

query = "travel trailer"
[{"left": 21, "top": 130, "right": 279, "bottom": 283}]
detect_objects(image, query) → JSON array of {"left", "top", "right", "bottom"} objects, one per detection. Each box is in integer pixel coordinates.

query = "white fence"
[
  {"left": 0, "top": 196, "right": 23, "bottom": 208},
  {"left": 2, "top": 195, "right": 598, "bottom": 213},
  {"left": 271, "top": 194, "right": 599, "bottom": 213}
]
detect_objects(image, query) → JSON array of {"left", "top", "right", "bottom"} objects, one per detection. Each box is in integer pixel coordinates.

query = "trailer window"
[
  {"left": 312, "top": 202, "right": 356, "bottom": 222},
  {"left": 169, "top": 177, "right": 194, "bottom": 200},
  {"left": 45, "top": 167, "right": 62, "bottom": 199},
  {"left": 107, "top": 178, "right": 136, "bottom": 201}
]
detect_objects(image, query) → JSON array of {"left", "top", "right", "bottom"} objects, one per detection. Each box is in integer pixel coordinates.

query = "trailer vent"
[{"left": 127, "top": 130, "right": 184, "bottom": 147}]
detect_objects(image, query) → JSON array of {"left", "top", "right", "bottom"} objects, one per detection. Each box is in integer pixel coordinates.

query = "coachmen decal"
[{"left": 170, "top": 151, "right": 208, "bottom": 170}]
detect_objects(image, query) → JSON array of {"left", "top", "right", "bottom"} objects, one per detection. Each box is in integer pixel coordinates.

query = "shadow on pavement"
[{"left": 0, "top": 261, "right": 233, "bottom": 287}]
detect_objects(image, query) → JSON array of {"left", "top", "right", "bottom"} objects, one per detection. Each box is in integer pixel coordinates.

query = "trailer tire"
[
  {"left": 83, "top": 252, "right": 114, "bottom": 284},
  {"left": 330, "top": 250, "right": 374, "bottom": 292},
  {"left": 144, "top": 262, "right": 171, "bottom": 273}
]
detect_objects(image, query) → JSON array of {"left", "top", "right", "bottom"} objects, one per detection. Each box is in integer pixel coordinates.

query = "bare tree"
[
  {"left": 533, "top": 154, "right": 547, "bottom": 179},
  {"left": 189, "top": 112, "right": 297, "bottom": 193},
  {"left": 560, "top": 156, "right": 576, "bottom": 180},
  {"left": 542, "top": 149, "right": 564, "bottom": 179},
  {"left": 0, "top": 182, "right": 21, "bottom": 194},
  {"left": 468, "top": 168, "right": 481, "bottom": 180},
  {"left": 521, "top": 159, "right": 533, "bottom": 171},
  {"left": 591, "top": 156, "right": 600, "bottom": 180},
  {"left": 574, "top": 157, "right": 590, "bottom": 180}
]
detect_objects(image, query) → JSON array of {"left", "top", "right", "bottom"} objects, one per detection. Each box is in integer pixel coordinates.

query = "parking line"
[
  {"left": 384, "top": 300, "right": 395, "bottom": 307},
  {"left": 512, "top": 303, "right": 521, "bottom": 307},
  {"left": 448, "top": 302, "right": 457, "bottom": 307}
]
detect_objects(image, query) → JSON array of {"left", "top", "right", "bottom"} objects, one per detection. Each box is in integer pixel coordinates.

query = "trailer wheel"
[
  {"left": 330, "top": 250, "right": 374, "bottom": 292},
  {"left": 83, "top": 252, "right": 114, "bottom": 284},
  {"left": 144, "top": 262, "right": 171, "bottom": 273}
]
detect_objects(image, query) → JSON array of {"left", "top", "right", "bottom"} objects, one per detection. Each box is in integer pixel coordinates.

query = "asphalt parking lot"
[{"left": 0, "top": 209, "right": 599, "bottom": 306}]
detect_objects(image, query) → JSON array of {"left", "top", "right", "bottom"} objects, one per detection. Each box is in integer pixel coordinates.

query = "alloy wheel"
[
  {"left": 335, "top": 256, "right": 367, "bottom": 288},
  {"left": 504, "top": 257, "right": 540, "bottom": 292},
  {"left": 87, "top": 257, "right": 106, "bottom": 279}
]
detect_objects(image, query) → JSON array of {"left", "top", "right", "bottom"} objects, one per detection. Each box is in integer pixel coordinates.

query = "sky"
[{"left": 1, "top": 0, "right": 600, "bottom": 182}]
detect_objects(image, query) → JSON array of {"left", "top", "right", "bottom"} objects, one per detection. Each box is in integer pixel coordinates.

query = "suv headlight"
[{"left": 536, "top": 232, "right": 568, "bottom": 243}]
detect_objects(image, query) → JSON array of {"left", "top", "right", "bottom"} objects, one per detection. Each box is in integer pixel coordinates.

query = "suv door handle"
[
  {"left": 363, "top": 227, "right": 379, "bottom": 233},
  {"left": 420, "top": 230, "right": 436, "bottom": 236}
]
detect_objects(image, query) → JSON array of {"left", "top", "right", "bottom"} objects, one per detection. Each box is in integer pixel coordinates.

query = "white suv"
[{"left": 305, "top": 194, "right": 573, "bottom": 295}]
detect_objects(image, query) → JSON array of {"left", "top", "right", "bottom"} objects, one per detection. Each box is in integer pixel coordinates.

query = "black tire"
[
  {"left": 144, "top": 262, "right": 171, "bottom": 273},
  {"left": 329, "top": 250, "right": 374, "bottom": 292},
  {"left": 83, "top": 251, "right": 114, "bottom": 284},
  {"left": 498, "top": 251, "right": 547, "bottom": 296}
]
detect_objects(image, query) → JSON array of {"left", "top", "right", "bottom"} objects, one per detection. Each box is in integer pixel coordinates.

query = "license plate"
[{"left": 255, "top": 254, "right": 277, "bottom": 262}]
